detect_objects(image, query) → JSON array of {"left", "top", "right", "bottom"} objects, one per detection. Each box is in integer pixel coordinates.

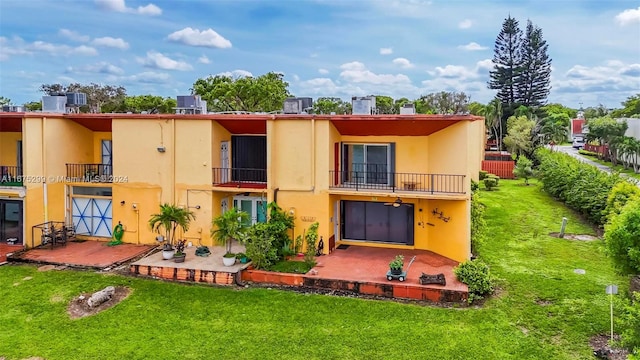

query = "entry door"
[
  {"left": 0, "top": 200, "right": 23, "bottom": 244},
  {"left": 101, "top": 140, "right": 112, "bottom": 176},
  {"left": 220, "top": 141, "right": 230, "bottom": 183},
  {"left": 233, "top": 196, "right": 267, "bottom": 226}
]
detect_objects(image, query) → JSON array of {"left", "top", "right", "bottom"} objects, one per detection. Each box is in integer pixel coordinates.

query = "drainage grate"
[{"left": 336, "top": 244, "right": 350, "bottom": 250}]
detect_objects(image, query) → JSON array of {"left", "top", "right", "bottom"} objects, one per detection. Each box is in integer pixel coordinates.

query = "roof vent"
[
  {"left": 351, "top": 96, "right": 376, "bottom": 115},
  {"left": 283, "top": 97, "right": 313, "bottom": 114}
]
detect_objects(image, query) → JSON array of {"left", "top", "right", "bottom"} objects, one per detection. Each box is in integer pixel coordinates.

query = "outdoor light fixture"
[
  {"left": 120, "top": 200, "right": 125, "bottom": 205},
  {"left": 392, "top": 198, "right": 402, "bottom": 208},
  {"left": 157, "top": 146, "right": 166, "bottom": 153}
]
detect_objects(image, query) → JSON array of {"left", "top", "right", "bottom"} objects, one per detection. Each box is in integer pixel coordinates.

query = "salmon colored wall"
[
  {"left": 0, "top": 132, "right": 21, "bottom": 165},
  {"left": 92, "top": 132, "right": 112, "bottom": 164},
  {"left": 211, "top": 121, "right": 231, "bottom": 169}
]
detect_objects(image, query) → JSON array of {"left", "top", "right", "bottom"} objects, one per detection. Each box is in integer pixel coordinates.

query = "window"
[{"left": 342, "top": 143, "right": 395, "bottom": 185}]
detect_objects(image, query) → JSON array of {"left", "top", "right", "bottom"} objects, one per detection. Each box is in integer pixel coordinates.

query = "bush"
[
  {"left": 513, "top": 156, "right": 535, "bottom": 185},
  {"left": 604, "top": 181, "right": 640, "bottom": 224},
  {"left": 244, "top": 223, "right": 278, "bottom": 270},
  {"left": 578, "top": 149, "right": 599, "bottom": 157},
  {"left": 484, "top": 177, "right": 498, "bottom": 191},
  {"left": 470, "top": 186, "right": 486, "bottom": 255},
  {"left": 479, "top": 170, "right": 489, "bottom": 180},
  {"left": 304, "top": 222, "right": 319, "bottom": 267},
  {"left": 618, "top": 292, "right": 640, "bottom": 355},
  {"left": 604, "top": 198, "right": 640, "bottom": 274},
  {"left": 535, "top": 147, "right": 626, "bottom": 226},
  {"left": 454, "top": 259, "right": 494, "bottom": 303},
  {"left": 471, "top": 179, "right": 479, "bottom": 192}
]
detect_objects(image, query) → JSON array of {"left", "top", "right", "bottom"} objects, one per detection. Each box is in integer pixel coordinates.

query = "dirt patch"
[
  {"left": 590, "top": 334, "right": 629, "bottom": 359},
  {"left": 548, "top": 232, "right": 600, "bottom": 241},
  {"left": 67, "top": 286, "right": 131, "bottom": 319}
]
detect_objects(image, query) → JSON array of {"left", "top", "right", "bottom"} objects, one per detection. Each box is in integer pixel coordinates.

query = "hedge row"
[{"left": 534, "top": 148, "right": 626, "bottom": 226}]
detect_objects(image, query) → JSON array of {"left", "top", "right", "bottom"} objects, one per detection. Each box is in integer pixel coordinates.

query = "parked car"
[{"left": 572, "top": 137, "right": 585, "bottom": 149}]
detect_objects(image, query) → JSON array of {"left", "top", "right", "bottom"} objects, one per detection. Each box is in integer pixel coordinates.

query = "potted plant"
[
  {"left": 149, "top": 204, "right": 195, "bottom": 260},
  {"left": 235, "top": 252, "right": 249, "bottom": 264},
  {"left": 173, "top": 239, "right": 187, "bottom": 263},
  {"left": 211, "top": 207, "right": 249, "bottom": 267},
  {"left": 389, "top": 255, "right": 404, "bottom": 275}
]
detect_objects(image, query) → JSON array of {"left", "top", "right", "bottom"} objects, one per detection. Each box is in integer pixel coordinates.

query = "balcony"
[
  {"left": 0, "top": 166, "right": 23, "bottom": 186},
  {"left": 212, "top": 167, "right": 267, "bottom": 189},
  {"left": 329, "top": 169, "right": 466, "bottom": 194},
  {"left": 66, "top": 164, "right": 113, "bottom": 183}
]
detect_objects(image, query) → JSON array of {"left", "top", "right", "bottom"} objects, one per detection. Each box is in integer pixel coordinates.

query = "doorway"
[{"left": 0, "top": 199, "right": 23, "bottom": 245}]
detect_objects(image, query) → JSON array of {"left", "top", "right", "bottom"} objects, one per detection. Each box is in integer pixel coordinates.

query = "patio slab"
[
  {"left": 9, "top": 240, "right": 156, "bottom": 269},
  {"left": 130, "top": 243, "right": 250, "bottom": 285},
  {"left": 0, "top": 243, "right": 24, "bottom": 265}
]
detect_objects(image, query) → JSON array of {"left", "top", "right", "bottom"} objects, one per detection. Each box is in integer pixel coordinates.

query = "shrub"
[
  {"left": 578, "top": 149, "right": 599, "bottom": 157},
  {"left": 479, "top": 170, "right": 489, "bottom": 180},
  {"left": 470, "top": 186, "right": 486, "bottom": 255},
  {"left": 513, "top": 155, "right": 535, "bottom": 185},
  {"left": 471, "top": 179, "right": 479, "bottom": 192},
  {"left": 604, "top": 198, "right": 640, "bottom": 274},
  {"left": 618, "top": 292, "right": 640, "bottom": 355},
  {"left": 484, "top": 177, "right": 498, "bottom": 191},
  {"left": 604, "top": 181, "right": 640, "bottom": 224},
  {"left": 489, "top": 174, "right": 500, "bottom": 185},
  {"left": 535, "top": 147, "right": 626, "bottom": 226},
  {"left": 454, "top": 259, "right": 494, "bottom": 303},
  {"left": 244, "top": 223, "right": 278, "bottom": 270},
  {"left": 304, "top": 222, "right": 319, "bottom": 267}
]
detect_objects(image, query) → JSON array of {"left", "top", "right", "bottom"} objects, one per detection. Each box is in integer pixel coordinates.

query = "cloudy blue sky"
[{"left": 0, "top": 0, "right": 638, "bottom": 109}]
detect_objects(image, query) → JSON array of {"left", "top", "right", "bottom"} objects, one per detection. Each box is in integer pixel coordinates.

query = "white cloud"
[
  {"left": 216, "top": 70, "right": 253, "bottom": 78},
  {"left": 137, "top": 51, "right": 193, "bottom": 71},
  {"left": 167, "top": 27, "right": 232, "bottom": 48},
  {"left": 198, "top": 55, "right": 211, "bottom": 64},
  {"left": 318, "top": 68, "right": 329, "bottom": 74},
  {"left": 458, "top": 19, "right": 472, "bottom": 29},
  {"left": 95, "top": 0, "right": 162, "bottom": 16},
  {"left": 59, "top": 29, "right": 90, "bottom": 42},
  {"left": 293, "top": 74, "right": 300, "bottom": 82},
  {"left": 66, "top": 61, "right": 124, "bottom": 75},
  {"left": 392, "top": 57, "right": 414, "bottom": 68},
  {"left": 561, "top": 61, "right": 640, "bottom": 94},
  {"left": 615, "top": 7, "right": 640, "bottom": 26},
  {"left": 108, "top": 71, "right": 170, "bottom": 84},
  {"left": 458, "top": 42, "right": 488, "bottom": 51},
  {"left": 91, "top": 37, "right": 129, "bottom": 50},
  {"left": 340, "top": 61, "right": 366, "bottom": 71},
  {"left": 428, "top": 64, "right": 475, "bottom": 79},
  {"left": 30, "top": 41, "right": 98, "bottom": 56},
  {"left": 380, "top": 47, "right": 393, "bottom": 55}
]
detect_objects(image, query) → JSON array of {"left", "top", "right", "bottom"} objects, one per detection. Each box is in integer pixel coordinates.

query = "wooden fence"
[{"left": 482, "top": 160, "right": 515, "bottom": 179}]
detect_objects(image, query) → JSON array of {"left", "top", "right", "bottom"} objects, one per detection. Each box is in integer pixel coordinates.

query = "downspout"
[
  {"left": 311, "top": 116, "right": 315, "bottom": 192},
  {"left": 42, "top": 117, "right": 48, "bottom": 228},
  {"left": 172, "top": 119, "right": 176, "bottom": 204}
]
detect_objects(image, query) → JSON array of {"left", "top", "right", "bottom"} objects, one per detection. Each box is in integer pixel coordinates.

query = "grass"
[
  {"left": 268, "top": 259, "right": 313, "bottom": 273},
  {"left": 0, "top": 179, "right": 628, "bottom": 360},
  {"left": 578, "top": 150, "right": 640, "bottom": 180}
]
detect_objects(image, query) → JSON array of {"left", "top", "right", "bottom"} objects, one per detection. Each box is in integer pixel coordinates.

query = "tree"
[
  {"left": 0, "top": 96, "right": 11, "bottom": 106},
  {"left": 583, "top": 104, "right": 609, "bottom": 120},
  {"left": 488, "top": 16, "right": 523, "bottom": 112},
  {"left": 312, "top": 97, "right": 351, "bottom": 114},
  {"left": 503, "top": 115, "right": 536, "bottom": 157},
  {"left": 611, "top": 94, "right": 640, "bottom": 118},
  {"left": 605, "top": 198, "right": 640, "bottom": 274},
  {"left": 123, "top": 95, "right": 177, "bottom": 114},
  {"left": 211, "top": 207, "right": 250, "bottom": 256},
  {"left": 39, "top": 83, "right": 127, "bottom": 113},
  {"left": 585, "top": 116, "right": 628, "bottom": 163},
  {"left": 468, "top": 102, "right": 487, "bottom": 116},
  {"left": 148, "top": 203, "right": 196, "bottom": 251},
  {"left": 485, "top": 98, "right": 504, "bottom": 150},
  {"left": 513, "top": 155, "right": 534, "bottom": 184},
  {"left": 540, "top": 103, "right": 577, "bottom": 120},
  {"left": 419, "top": 91, "right": 470, "bottom": 114},
  {"left": 372, "top": 95, "right": 395, "bottom": 114},
  {"left": 192, "top": 72, "right": 290, "bottom": 113},
  {"left": 23, "top": 101, "right": 42, "bottom": 111},
  {"left": 517, "top": 20, "right": 552, "bottom": 108},
  {"left": 394, "top": 97, "right": 412, "bottom": 114}
]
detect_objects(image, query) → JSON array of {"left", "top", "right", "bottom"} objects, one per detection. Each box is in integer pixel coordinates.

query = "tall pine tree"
[
  {"left": 517, "top": 20, "right": 552, "bottom": 107},
  {"left": 488, "top": 16, "right": 522, "bottom": 111}
]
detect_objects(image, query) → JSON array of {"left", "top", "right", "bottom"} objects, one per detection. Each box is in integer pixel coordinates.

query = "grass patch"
[
  {"left": 0, "top": 179, "right": 628, "bottom": 359},
  {"left": 584, "top": 155, "right": 640, "bottom": 180},
  {"left": 268, "top": 259, "right": 313, "bottom": 273}
]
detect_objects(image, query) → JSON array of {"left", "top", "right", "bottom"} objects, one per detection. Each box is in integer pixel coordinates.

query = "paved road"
[{"left": 555, "top": 145, "right": 640, "bottom": 188}]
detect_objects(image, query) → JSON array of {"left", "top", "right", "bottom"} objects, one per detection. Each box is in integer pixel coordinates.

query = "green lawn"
[
  {"left": 0, "top": 180, "right": 628, "bottom": 360},
  {"left": 579, "top": 151, "right": 640, "bottom": 180}
]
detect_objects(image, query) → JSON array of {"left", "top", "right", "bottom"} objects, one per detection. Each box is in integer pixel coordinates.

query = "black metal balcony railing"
[
  {"left": 330, "top": 170, "right": 466, "bottom": 194},
  {"left": 212, "top": 167, "right": 267, "bottom": 186},
  {"left": 66, "top": 164, "right": 113, "bottom": 183},
  {"left": 0, "top": 166, "right": 23, "bottom": 186}
]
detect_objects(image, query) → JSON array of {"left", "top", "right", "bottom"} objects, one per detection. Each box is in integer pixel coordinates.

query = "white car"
[{"left": 572, "top": 137, "right": 585, "bottom": 149}]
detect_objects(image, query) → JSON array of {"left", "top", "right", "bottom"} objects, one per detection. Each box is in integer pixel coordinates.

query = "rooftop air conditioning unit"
[
  {"left": 177, "top": 95, "right": 201, "bottom": 108},
  {"left": 42, "top": 96, "right": 67, "bottom": 113},
  {"left": 283, "top": 97, "right": 313, "bottom": 114},
  {"left": 2, "top": 105, "right": 26, "bottom": 112},
  {"left": 352, "top": 96, "right": 376, "bottom": 115},
  {"left": 66, "top": 92, "right": 87, "bottom": 106},
  {"left": 399, "top": 103, "right": 416, "bottom": 115}
]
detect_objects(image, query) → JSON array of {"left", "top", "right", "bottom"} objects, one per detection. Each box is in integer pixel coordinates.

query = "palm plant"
[
  {"left": 211, "top": 207, "right": 250, "bottom": 256},
  {"left": 148, "top": 204, "right": 195, "bottom": 250}
]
